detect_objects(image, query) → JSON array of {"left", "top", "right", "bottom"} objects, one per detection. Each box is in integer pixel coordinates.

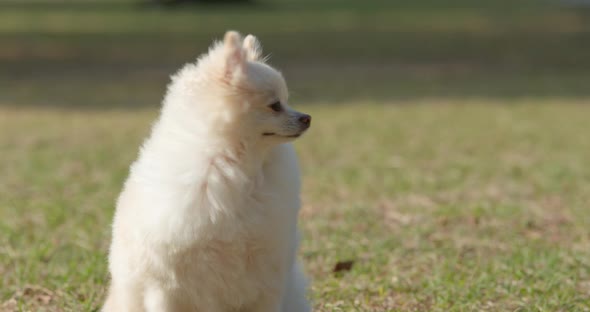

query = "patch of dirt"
[{"left": 1, "top": 285, "right": 56, "bottom": 312}]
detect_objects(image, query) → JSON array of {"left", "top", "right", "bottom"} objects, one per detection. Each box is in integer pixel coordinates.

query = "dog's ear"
[
  {"left": 243, "top": 34, "right": 262, "bottom": 62},
  {"left": 223, "top": 31, "right": 246, "bottom": 78}
]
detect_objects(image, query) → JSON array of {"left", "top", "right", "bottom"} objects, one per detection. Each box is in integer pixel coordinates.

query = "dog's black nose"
[{"left": 299, "top": 114, "right": 311, "bottom": 128}]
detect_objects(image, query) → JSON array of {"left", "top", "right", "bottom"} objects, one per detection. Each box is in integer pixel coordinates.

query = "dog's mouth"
[{"left": 262, "top": 132, "right": 302, "bottom": 138}]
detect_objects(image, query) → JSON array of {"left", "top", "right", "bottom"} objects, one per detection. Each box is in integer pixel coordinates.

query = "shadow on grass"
[
  {"left": 2, "top": 60, "right": 590, "bottom": 110},
  {"left": 2, "top": 33, "right": 590, "bottom": 109}
]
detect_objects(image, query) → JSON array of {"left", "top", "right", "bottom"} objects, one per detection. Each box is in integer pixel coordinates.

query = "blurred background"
[
  {"left": 2, "top": 0, "right": 590, "bottom": 311},
  {"left": 3, "top": 0, "right": 590, "bottom": 108}
]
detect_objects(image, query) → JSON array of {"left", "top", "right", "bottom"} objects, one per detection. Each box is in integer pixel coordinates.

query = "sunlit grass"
[
  {"left": 2, "top": 0, "right": 590, "bottom": 310},
  {"left": 1, "top": 101, "right": 589, "bottom": 311}
]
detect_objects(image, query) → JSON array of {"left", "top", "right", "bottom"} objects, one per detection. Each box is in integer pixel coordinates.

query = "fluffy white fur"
[{"left": 103, "top": 31, "right": 311, "bottom": 312}]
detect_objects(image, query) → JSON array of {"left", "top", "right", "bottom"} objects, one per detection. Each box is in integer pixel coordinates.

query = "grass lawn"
[
  {"left": 2, "top": 0, "right": 590, "bottom": 311},
  {"left": 1, "top": 101, "right": 590, "bottom": 311}
]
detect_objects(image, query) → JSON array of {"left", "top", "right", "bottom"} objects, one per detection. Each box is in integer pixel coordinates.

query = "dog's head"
[{"left": 173, "top": 31, "right": 311, "bottom": 148}]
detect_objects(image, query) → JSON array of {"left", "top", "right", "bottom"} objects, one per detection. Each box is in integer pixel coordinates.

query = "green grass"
[
  {"left": 2, "top": 0, "right": 590, "bottom": 310},
  {"left": 1, "top": 101, "right": 590, "bottom": 311}
]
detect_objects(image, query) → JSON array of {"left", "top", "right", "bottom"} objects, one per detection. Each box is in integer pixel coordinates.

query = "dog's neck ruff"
[{"left": 130, "top": 127, "right": 272, "bottom": 236}]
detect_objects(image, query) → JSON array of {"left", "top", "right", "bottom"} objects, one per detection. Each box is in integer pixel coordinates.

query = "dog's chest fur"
[
  {"left": 169, "top": 218, "right": 289, "bottom": 309},
  {"left": 116, "top": 144, "right": 300, "bottom": 309}
]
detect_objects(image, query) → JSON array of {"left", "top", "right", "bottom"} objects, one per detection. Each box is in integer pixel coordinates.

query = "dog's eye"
[{"left": 268, "top": 101, "right": 283, "bottom": 112}]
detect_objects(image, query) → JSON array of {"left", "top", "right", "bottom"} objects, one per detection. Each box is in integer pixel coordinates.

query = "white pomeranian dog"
[{"left": 102, "top": 31, "right": 311, "bottom": 312}]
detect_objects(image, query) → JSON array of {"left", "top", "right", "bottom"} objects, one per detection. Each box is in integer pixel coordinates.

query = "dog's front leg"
[
  {"left": 143, "top": 283, "right": 196, "bottom": 312},
  {"left": 102, "top": 283, "right": 144, "bottom": 312}
]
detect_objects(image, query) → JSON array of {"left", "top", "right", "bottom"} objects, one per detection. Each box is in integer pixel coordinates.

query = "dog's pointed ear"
[
  {"left": 243, "top": 34, "right": 262, "bottom": 62},
  {"left": 223, "top": 31, "right": 246, "bottom": 78}
]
